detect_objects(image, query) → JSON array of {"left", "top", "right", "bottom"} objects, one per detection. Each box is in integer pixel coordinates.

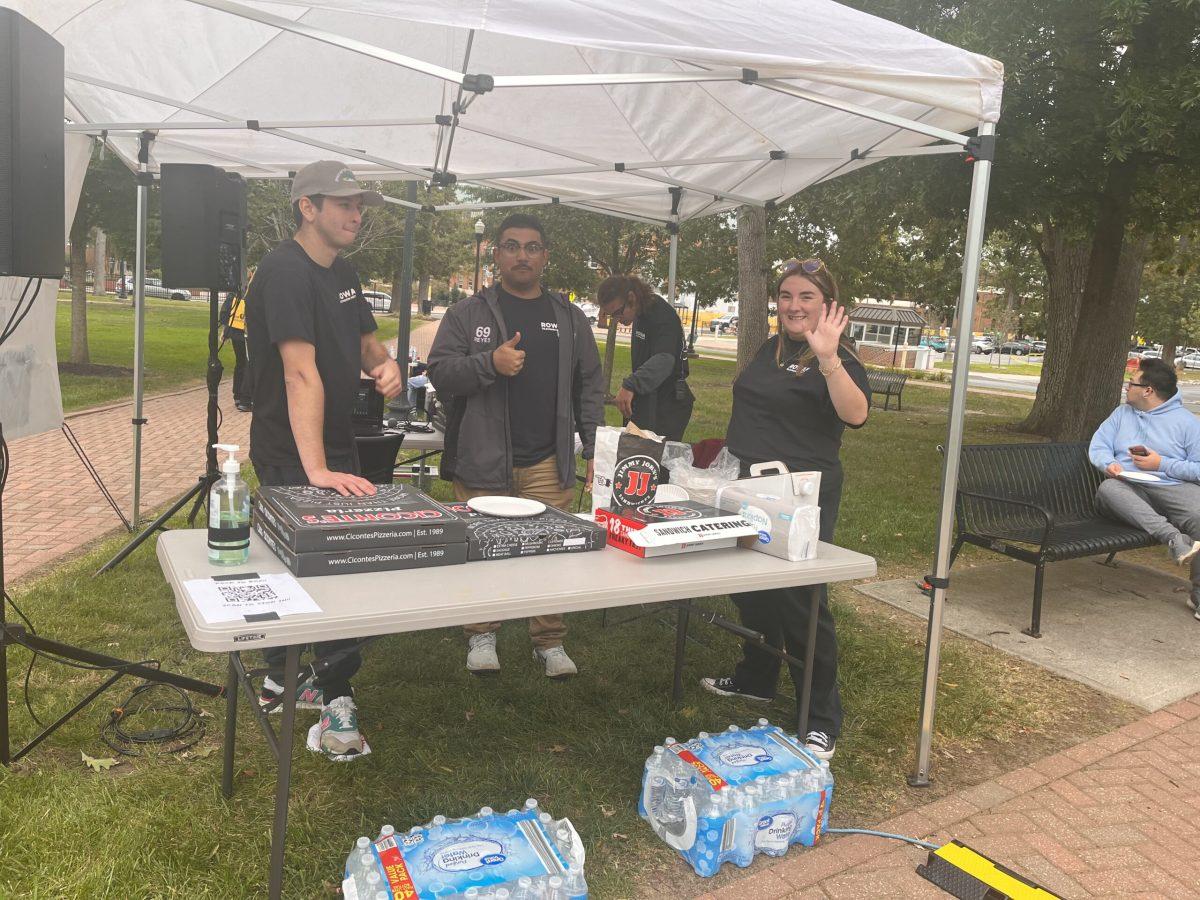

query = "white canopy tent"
[{"left": 8, "top": 0, "right": 1001, "bottom": 806}]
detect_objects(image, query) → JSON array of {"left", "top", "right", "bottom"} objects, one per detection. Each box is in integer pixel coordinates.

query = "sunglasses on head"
[{"left": 780, "top": 258, "right": 827, "bottom": 277}]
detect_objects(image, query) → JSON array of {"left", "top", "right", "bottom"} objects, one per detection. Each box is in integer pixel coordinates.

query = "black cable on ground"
[
  {"left": 100, "top": 681, "right": 205, "bottom": 756},
  {"left": 825, "top": 827, "right": 940, "bottom": 851}
]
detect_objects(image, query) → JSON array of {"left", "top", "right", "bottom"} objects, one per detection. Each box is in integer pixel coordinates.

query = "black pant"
[
  {"left": 228, "top": 331, "right": 250, "bottom": 404},
  {"left": 731, "top": 473, "right": 843, "bottom": 738},
  {"left": 255, "top": 454, "right": 361, "bottom": 702}
]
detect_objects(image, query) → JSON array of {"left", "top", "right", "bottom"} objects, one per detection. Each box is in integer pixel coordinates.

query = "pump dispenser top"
[{"left": 214, "top": 443, "right": 242, "bottom": 476}]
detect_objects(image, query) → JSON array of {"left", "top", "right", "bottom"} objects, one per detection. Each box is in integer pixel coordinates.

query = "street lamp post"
[{"left": 473, "top": 219, "right": 485, "bottom": 293}]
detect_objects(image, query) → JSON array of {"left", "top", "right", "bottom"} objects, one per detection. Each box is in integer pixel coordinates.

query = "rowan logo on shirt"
[
  {"left": 787, "top": 364, "right": 810, "bottom": 375},
  {"left": 635, "top": 330, "right": 646, "bottom": 340},
  {"left": 338, "top": 288, "right": 358, "bottom": 304},
  {"left": 474, "top": 326, "right": 492, "bottom": 343},
  {"left": 540, "top": 321, "right": 559, "bottom": 335}
]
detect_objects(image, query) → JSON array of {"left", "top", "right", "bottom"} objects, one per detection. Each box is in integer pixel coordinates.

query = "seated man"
[{"left": 1090, "top": 358, "right": 1200, "bottom": 619}]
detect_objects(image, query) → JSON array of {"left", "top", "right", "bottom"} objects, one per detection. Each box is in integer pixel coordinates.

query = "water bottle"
[
  {"left": 511, "top": 876, "right": 536, "bottom": 900},
  {"left": 545, "top": 875, "right": 567, "bottom": 900},
  {"left": 565, "top": 863, "right": 588, "bottom": 899},
  {"left": 345, "top": 836, "right": 370, "bottom": 879},
  {"left": 208, "top": 444, "right": 250, "bottom": 565},
  {"left": 379, "top": 824, "right": 396, "bottom": 840}
]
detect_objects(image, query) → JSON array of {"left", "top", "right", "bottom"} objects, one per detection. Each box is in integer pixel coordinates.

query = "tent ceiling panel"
[{"left": 13, "top": 0, "right": 1002, "bottom": 220}]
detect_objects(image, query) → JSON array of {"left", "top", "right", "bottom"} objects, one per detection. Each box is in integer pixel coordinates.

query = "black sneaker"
[
  {"left": 804, "top": 730, "right": 836, "bottom": 760},
  {"left": 699, "top": 677, "right": 771, "bottom": 703},
  {"left": 235, "top": 401, "right": 252, "bottom": 412}
]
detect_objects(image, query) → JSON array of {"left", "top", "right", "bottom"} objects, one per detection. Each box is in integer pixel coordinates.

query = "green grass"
[
  {"left": 54, "top": 294, "right": 408, "bottom": 413},
  {"left": 1, "top": 354, "right": 1133, "bottom": 898},
  {"left": 934, "top": 359, "right": 1043, "bottom": 377}
]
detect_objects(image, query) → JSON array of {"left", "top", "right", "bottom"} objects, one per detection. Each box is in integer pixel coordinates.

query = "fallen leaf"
[
  {"left": 611, "top": 832, "right": 628, "bottom": 841},
  {"left": 465, "top": 710, "right": 475, "bottom": 722},
  {"left": 81, "top": 751, "right": 118, "bottom": 772},
  {"left": 184, "top": 746, "right": 216, "bottom": 760},
  {"left": 549, "top": 744, "right": 568, "bottom": 754},
  {"left": 196, "top": 708, "right": 214, "bottom": 719},
  {"left": 240, "top": 768, "right": 257, "bottom": 778},
  {"left": 599, "top": 804, "right": 615, "bottom": 818}
]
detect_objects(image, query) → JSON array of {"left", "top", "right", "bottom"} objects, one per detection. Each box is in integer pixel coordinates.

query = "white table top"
[
  {"left": 384, "top": 426, "right": 444, "bottom": 452},
  {"left": 157, "top": 530, "right": 876, "bottom": 652}
]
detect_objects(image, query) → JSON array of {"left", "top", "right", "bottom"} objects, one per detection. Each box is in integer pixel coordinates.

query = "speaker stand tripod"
[{"left": 98, "top": 289, "right": 225, "bottom": 574}]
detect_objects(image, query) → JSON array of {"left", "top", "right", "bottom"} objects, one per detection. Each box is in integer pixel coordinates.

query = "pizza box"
[
  {"left": 252, "top": 515, "right": 467, "bottom": 577},
  {"left": 254, "top": 484, "right": 466, "bottom": 553},
  {"left": 595, "top": 501, "right": 758, "bottom": 558},
  {"left": 443, "top": 502, "right": 607, "bottom": 560}
]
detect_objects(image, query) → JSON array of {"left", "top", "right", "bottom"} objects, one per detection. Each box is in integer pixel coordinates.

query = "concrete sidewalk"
[{"left": 697, "top": 693, "right": 1200, "bottom": 898}]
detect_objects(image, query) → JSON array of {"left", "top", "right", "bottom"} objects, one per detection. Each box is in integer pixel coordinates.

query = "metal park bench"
[
  {"left": 951, "top": 442, "right": 1158, "bottom": 637},
  {"left": 866, "top": 369, "right": 909, "bottom": 411}
]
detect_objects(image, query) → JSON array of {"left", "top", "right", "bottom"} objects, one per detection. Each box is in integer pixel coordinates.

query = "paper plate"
[
  {"left": 1118, "top": 470, "right": 1165, "bottom": 483},
  {"left": 654, "top": 483, "right": 691, "bottom": 503},
  {"left": 466, "top": 496, "right": 547, "bottom": 518}
]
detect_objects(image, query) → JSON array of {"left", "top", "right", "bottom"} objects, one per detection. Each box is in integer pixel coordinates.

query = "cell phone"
[{"left": 1129, "top": 445, "right": 1149, "bottom": 457}]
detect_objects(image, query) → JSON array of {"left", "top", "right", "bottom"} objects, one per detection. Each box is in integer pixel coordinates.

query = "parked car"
[
  {"left": 119, "top": 276, "right": 192, "bottom": 301},
  {"left": 1031, "top": 340, "right": 1046, "bottom": 354},
  {"left": 999, "top": 340, "right": 1033, "bottom": 355},
  {"left": 1139, "top": 348, "right": 1162, "bottom": 360},
  {"left": 362, "top": 290, "right": 392, "bottom": 313},
  {"left": 578, "top": 303, "right": 599, "bottom": 325},
  {"left": 1175, "top": 352, "right": 1200, "bottom": 370},
  {"left": 971, "top": 336, "right": 996, "bottom": 354},
  {"left": 924, "top": 337, "right": 948, "bottom": 352},
  {"left": 709, "top": 314, "right": 738, "bottom": 334}
]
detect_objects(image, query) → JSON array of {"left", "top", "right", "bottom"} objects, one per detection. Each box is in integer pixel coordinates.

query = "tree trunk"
[
  {"left": 602, "top": 317, "right": 619, "bottom": 402},
  {"left": 736, "top": 206, "right": 769, "bottom": 377},
  {"left": 417, "top": 272, "right": 431, "bottom": 315},
  {"left": 1020, "top": 226, "right": 1089, "bottom": 434},
  {"left": 93, "top": 228, "right": 107, "bottom": 294},
  {"left": 69, "top": 226, "right": 90, "bottom": 365},
  {"left": 388, "top": 266, "right": 404, "bottom": 315}
]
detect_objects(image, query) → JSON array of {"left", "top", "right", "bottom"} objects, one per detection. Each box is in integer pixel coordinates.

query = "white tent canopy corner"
[{"left": 9, "top": 0, "right": 1002, "bottom": 786}]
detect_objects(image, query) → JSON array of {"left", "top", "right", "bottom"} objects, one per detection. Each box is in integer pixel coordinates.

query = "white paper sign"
[{"left": 183, "top": 573, "right": 321, "bottom": 624}]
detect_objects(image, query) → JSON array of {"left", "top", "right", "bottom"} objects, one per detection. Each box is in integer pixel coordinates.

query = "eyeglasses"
[
  {"left": 601, "top": 301, "right": 627, "bottom": 318},
  {"left": 1127, "top": 380, "right": 1149, "bottom": 387},
  {"left": 780, "top": 258, "right": 827, "bottom": 276},
  {"left": 496, "top": 240, "right": 546, "bottom": 256}
]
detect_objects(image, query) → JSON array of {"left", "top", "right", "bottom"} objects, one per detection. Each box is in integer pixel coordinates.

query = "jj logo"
[{"left": 613, "top": 454, "right": 661, "bottom": 504}]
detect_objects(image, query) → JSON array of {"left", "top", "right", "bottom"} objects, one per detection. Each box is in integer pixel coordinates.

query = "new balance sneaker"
[
  {"left": 804, "top": 730, "right": 836, "bottom": 760},
  {"left": 258, "top": 675, "right": 325, "bottom": 712},
  {"left": 318, "top": 696, "right": 364, "bottom": 757},
  {"left": 533, "top": 645, "right": 578, "bottom": 679},
  {"left": 700, "top": 677, "right": 771, "bottom": 703},
  {"left": 467, "top": 632, "right": 501, "bottom": 674}
]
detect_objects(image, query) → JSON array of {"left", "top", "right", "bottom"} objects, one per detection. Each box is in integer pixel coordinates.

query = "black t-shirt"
[
  {"left": 496, "top": 286, "right": 559, "bottom": 467},
  {"left": 245, "top": 239, "right": 376, "bottom": 467},
  {"left": 726, "top": 335, "right": 869, "bottom": 477},
  {"left": 630, "top": 294, "right": 690, "bottom": 420}
]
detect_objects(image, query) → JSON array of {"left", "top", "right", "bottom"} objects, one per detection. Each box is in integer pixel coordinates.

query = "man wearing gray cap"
[{"left": 245, "top": 160, "right": 402, "bottom": 760}]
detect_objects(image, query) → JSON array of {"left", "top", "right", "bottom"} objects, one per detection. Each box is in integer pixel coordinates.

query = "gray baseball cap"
[{"left": 290, "top": 160, "right": 384, "bottom": 206}]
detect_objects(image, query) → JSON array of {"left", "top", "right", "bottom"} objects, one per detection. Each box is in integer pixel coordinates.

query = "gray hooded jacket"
[{"left": 427, "top": 286, "right": 605, "bottom": 490}]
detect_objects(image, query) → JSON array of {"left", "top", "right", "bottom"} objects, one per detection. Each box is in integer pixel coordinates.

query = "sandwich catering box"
[
  {"left": 253, "top": 513, "right": 467, "bottom": 577},
  {"left": 254, "top": 484, "right": 467, "bottom": 553},
  {"left": 443, "top": 501, "right": 608, "bottom": 561},
  {"left": 595, "top": 501, "right": 758, "bottom": 558}
]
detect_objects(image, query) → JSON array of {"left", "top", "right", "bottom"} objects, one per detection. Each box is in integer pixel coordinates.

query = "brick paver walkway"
[
  {"left": 1, "top": 320, "right": 439, "bottom": 585},
  {"left": 697, "top": 695, "right": 1200, "bottom": 898}
]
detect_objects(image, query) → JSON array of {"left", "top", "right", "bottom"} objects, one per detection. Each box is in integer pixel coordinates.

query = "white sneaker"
[
  {"left": 467, "top": 632, "right": 500, "bottom": 674},
  {"left": 804, "top": 730, "right": 836, "bottom": 761},
  {"left": 318, "top": 696, "right": 364, "bottom": 757},
  {"left": 534, "top": 645, "right": 578, "bottom": 679}
]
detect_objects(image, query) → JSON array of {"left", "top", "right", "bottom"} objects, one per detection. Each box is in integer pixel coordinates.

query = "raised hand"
[
  {"left": 807, "top": 302, "right": 847, "bottom": 362},
  {"left": 493, "top": 331, "right": 525, "bottom": 377}
]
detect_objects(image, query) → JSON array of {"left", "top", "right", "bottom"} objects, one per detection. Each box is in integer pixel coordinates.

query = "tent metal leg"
[
  {"left": 909, "top": 122, "right": 995, "bottom": 788},
  {"left": 672, "top": 599, "right": 691, "bottom": 706},
  {"left": 130, "top": 131, "right": 153, "bottom": 526},
  {"left": 267, "top": 645, "right": 300, "bottom": 900}
]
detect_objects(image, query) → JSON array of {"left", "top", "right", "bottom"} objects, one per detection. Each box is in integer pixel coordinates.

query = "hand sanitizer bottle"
[{"left": 208, "top": 443, "right": 250, "bottom": 565}]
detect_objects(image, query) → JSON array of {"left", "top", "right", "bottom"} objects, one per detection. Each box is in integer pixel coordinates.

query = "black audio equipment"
[
  {"left": 0, "top": 10, "right": 64, "bottom": 278},
  {"left": 160, "top": 163, "right": 246, "bottom": 291}
]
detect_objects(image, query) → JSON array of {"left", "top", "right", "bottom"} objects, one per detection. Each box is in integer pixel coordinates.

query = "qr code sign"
[{"left": 216, "top": 580, "right": 280, "bottom": 607}]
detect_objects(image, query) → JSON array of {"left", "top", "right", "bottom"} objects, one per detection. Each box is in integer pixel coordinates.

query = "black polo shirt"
[
  {"left": 245, "top": 239, "right": 376, "bottom": 468},
  {"left": 726, "top": 335, "right": 869, "bottom": 477}
]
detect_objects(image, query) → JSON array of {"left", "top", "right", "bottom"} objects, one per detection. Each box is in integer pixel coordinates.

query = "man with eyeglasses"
[
  {"left": 1090, "top": 357, "right": 1200, "bottom": 619},
  {"left": 428, "top": 213, "right": 605, "bottom": 676}
]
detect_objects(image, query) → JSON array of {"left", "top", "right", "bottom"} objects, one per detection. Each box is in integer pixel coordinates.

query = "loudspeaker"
[
  {"left": 160, "top": 163, "right": 247, "bottom": 291},
  {"left": 0, "top": 10, "right": 65, "bottom": 278}
]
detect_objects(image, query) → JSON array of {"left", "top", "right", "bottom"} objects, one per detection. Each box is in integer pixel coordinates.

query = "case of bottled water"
[
  {"left": 638, "top": 720, "right": 833, "bottom": 876},
  {"left": 342, "top": 800, "right": 588, "bottom": 899}
]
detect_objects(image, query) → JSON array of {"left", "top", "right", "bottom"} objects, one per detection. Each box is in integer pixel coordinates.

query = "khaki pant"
[{"left": 456, "top": 455, "right": 577, "bottom": 649}]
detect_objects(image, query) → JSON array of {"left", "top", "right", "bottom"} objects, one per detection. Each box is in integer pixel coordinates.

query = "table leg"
[
  {"left": 267, "top": 644, "right": 300, "bottom": 900},
  {"left": 672, "top": 600, "right": 691, "bottom": 707},
  {"left": 798, "top": 590, "right": 819, "bottom": 738},
  {"left": 222, "top": 653, "right": 238, "bottom": 799}
]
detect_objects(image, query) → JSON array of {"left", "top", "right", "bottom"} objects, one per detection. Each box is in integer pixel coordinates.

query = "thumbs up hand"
[{"left": 492, "top": 331, "right": 526, "bottom": 376}]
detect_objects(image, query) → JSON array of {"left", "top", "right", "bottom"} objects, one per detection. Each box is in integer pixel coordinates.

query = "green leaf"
[{"left": 81, "top": 751, "right": 119, "bottom": 773}]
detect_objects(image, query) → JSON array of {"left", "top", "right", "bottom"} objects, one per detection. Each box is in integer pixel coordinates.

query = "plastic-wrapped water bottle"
[
  {"left": 639, "top": 721, "right": 833, "bottom": 876},
  {"left": 344, "top": 835, "right": 370, "bottom": 880}
]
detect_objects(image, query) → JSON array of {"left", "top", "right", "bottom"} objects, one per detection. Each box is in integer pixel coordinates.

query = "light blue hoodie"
[{"left": 1088, "top": 393, "right": 1200, "bottom": 485}]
